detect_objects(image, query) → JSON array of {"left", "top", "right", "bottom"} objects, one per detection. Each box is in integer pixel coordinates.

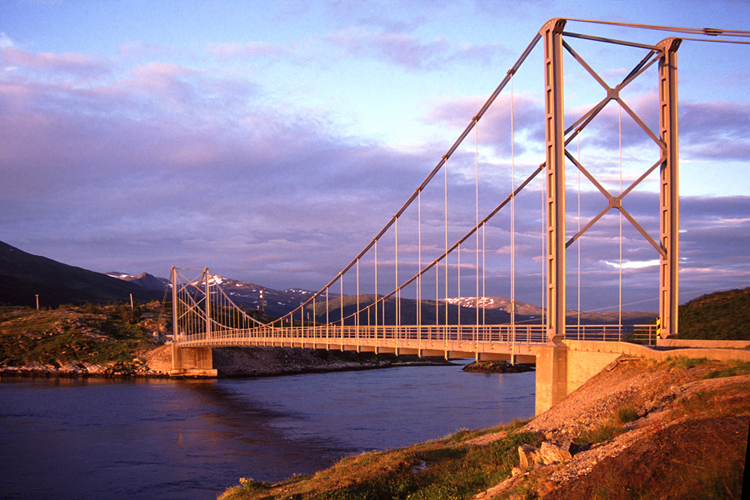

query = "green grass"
[
  {"left": 445, "top": 419, "right": 529, "bottom": 445},
  {"left": 703, "top": 360, "right": 750, "bottom": 379},
  {"left": 574, "top": 404, "right": 640, "bottom": 446},
  {"left": 663, "top": 356, "right": 712, "bottom": 370},
  {"left": 677, "top": 287, "right": 750, "bottom": 340},
  {"left": 220, "top": 423, "right": 540, "bottom": 500},
  {"left": 0, "top": 303, "right": 164, "bottom": 367}
]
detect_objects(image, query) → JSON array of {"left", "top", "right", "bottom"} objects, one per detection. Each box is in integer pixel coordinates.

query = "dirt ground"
[{"left": 473, "top": 357, "right": 750, "bottom": 500}]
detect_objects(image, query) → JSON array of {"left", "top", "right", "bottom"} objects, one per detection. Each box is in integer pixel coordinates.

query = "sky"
[{"left": 2, "top": 0, "right": 749, "bottom": 313}]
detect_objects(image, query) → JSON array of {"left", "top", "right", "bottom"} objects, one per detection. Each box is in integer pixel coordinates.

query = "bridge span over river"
[{"left": 170, "top": 19, "right": 750, "bottom": 415}]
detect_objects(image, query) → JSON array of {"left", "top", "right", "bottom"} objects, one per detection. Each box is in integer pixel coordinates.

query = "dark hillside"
[
  {"left": 677, "top": 287, "right": 750, "bottom": 340},
  {"left": 0, "top": 241, "right": 163, "bottom": 308}
]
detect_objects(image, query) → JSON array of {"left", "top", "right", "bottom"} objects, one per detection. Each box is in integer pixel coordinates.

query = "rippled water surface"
[{"left": 0, "top": 363, "right": 534, "bottom": 500}]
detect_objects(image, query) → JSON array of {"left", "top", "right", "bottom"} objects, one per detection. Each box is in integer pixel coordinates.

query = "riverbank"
[
  {"left": 219, "top": 356, "right": 750, "bottom": 500},
  {"left": 0, "top": 344, "right": 453, "bottom": 378},
  {"left": 0, "top": 304, "right": 455, "bottom": 378}
]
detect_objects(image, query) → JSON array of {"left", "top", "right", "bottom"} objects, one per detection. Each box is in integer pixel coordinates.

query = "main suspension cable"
[{"left": 566, "top": 18, "right": 750, "bottom": 38}]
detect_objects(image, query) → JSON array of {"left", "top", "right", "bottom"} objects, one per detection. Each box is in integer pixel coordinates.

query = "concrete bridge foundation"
[{"left": 170, "top": 345, "right": 218, "bottom": 377}]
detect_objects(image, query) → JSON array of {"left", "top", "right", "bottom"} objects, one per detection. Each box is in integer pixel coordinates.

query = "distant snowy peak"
[
  {"left": 107, "top": 272, "right": 169, "bottom": 292},
  {"left": 442, "top": 296, "right": 543, "bottom": 315},
  {"left": 106, "top": 272, "right": 133, "bottom": 279}
]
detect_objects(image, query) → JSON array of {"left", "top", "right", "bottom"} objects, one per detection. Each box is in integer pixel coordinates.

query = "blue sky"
[{"left": 2, "top": 0, "right": 749, "bottom": 312}]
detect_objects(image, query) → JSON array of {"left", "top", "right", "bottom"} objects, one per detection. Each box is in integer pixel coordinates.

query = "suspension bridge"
[{"left": 169, "top": 19, "right": 750, "bottom": 414}]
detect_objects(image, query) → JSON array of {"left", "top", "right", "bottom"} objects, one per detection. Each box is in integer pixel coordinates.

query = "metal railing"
[{"left": 564, "top": 324, "right": 658, "bottom": 344}]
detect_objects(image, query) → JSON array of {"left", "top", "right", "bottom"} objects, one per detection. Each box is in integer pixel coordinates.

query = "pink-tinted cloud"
[
  {"left": 327, "top": 27, "right": 504, "bottom": 69},
  {"left": 206, "top": 41, "right": 288, "bottom": 59},
  {"left": 0, "top": 47, "right": 110, "bottom": 79},
  {"left": 118, "top": 40, "right": 181, "bottom": 59},
  {"left": 424, "top": 92, "right": 544, "bottom": 155},
  {"left": 681, "top": 101, "right": 750, "bottom": 160}
]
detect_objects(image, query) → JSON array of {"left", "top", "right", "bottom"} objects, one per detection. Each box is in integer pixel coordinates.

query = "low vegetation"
[
  {"left": 572, "top": 404, "right": 639, "bottom": 446},
  {"left": 678, "top": 287, "right": 750, "bottom": 340},
  {"left": 0, "top": 301, "right": 168, "bottom": 367},
  {"left": 221, "top": 420, "right": 538, "bottom": 500},
  {"left": 220, "top": 357, "right": 750, "bottom": 500},
  {"left": 463, "top": 360, "right": 534, "bottom": 374}
]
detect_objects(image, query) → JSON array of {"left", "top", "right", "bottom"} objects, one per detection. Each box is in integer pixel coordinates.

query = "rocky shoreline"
[
  {"left": 0, "top": 345, "right": 454, "bottom": 379},
  {"left": 462, "top": 360, "right": 535, "bottom": 374}
]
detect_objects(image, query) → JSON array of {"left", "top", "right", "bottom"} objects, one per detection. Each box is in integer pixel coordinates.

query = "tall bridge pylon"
[{"left": 541, "top": 18, "right": 680, "bottom": 341}]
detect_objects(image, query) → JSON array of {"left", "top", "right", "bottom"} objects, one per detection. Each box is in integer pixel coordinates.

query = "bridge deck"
[{"left": 174, "top": 324, "right": 656, "bottom": 360}]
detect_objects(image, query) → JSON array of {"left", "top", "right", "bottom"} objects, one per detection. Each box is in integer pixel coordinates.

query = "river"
[{"left": 0, "top": 362, "right": 535, "bottom": 500}]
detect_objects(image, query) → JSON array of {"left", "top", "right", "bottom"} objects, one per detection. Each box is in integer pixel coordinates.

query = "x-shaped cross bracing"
[{"left": 560, "top": 33, "right": 673, "bottom": 258}]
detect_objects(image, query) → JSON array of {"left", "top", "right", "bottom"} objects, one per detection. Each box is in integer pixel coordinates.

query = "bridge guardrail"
[
  {"left": 175, "top": 322, "right": 658, "bottom": 348},
  {"left": 174, "top": 323, "right": 659, "bottom": 348}
]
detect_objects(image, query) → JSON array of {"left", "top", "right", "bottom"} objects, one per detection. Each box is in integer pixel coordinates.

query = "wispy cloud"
[
  {"left": 1, "top": 46, "right": 110, "bottom": 79},
  {"left": 326, "top": 26, "right": 505, "bottom": 70},
  {"left": 0, "top": 32, "right": 14, "bottom": 49},
  {"left": 681, "top": 101, "right": 750, "bottom": 160},
  {"left": 206, "top": 41, "right": 290, "bottom": 59},
  {"left": 424, "top": 92, "right": 544, "bottom": 156},
  {"left": 1, "top": 7, "right": 748, "bottom": 310}
]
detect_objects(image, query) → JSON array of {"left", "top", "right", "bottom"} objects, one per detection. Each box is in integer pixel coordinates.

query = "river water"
[{"left": 0, "top": 363, "right": 535, "bottom": 500}]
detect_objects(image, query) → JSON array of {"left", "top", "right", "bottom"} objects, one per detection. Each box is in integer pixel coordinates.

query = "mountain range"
[{"left": 0, "top": 240, "right": 656, "bottom": 325}]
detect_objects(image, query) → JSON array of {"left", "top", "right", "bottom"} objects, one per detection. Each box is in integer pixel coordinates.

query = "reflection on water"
[{"left": 0, "top": 364, "right": 534, "bottom": 500}]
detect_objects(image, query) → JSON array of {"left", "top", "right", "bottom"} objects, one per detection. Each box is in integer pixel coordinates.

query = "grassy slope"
[
  {"left": 222, "top": 421, "right": 539, "bottom": 500},
  {"left": 0, "top": 302, "right": 166, "bottom": 367},
  {"left": 678, "top": 287, "right": 750, "bottom": 340}
]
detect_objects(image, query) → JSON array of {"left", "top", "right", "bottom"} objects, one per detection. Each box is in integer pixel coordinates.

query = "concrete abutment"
[{"left": 170, "top": 345, "right": 218, "bottom": 377}]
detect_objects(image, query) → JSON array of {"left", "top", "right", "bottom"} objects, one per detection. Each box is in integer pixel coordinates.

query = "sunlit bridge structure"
[{"left": 170, "top": 19, "right": 750, "bottom": 414}]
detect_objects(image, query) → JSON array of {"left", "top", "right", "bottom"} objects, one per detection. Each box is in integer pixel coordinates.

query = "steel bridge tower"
[{"left": 541, "top": 18, "right": 680, "bottom": 342}]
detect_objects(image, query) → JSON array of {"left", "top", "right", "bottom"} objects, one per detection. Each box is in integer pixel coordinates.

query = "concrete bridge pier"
[
  {"left": 170, "top": 345, "right": 218, "bottom": 377},
  {"left": 535, "top": 344, "right": 569, "bottom": 415}
]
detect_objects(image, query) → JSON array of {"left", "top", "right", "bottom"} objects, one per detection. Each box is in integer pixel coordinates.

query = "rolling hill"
[
  {"left": 0, "top": 241, "right": 163, "bottom": 308},
  {"left": 677, "top": 287, "right": 750, "bottom": 340}
]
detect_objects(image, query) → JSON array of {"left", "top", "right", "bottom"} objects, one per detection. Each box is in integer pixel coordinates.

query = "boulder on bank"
[{"left": 463, "top": 360, "right": 535, "bottom": 374}]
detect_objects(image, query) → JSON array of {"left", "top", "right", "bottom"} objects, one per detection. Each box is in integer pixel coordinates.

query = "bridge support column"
[
  {"left": 535, "top": 344, "right": 568, "bottom": 415},
  {"left": 170, "top": 344, "right": 218, "bottom": 377},
  {"left": 541, "top": 18, "right": 567, "bottom": 343},
  {"left": 658, "top": 38, "right": 681, "bottom": 338}
]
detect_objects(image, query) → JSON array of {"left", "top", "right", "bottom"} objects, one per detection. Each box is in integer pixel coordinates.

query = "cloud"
[
  {"left": 205, "top": 41, "right": 289, "bottom": 59},
  {"left": 118, "top": 40, "right": 181, "bottom": 59},
  {"left": 0, "top": 32, "right": 14, "bottom": 49},
  {"left": 2, "top": 34, "right": 747, "bottom": 311},
  {"left": 680, "top": 101, "right": 750, "bottom": 160},
  {"left": 565, "top": 95, "right": 750, "bottom": 164},
  {"left": 0, "top": 49, "right": 440, "bottom": 290},
  {"left": 0, "top": 46, "right": 110, "bottom": 80},
  {"left": 423, "top": 92, "right": 544, "bottom": 156},
  {"left": 326, "top": 26, "right": 504, "bottom": 70}
]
